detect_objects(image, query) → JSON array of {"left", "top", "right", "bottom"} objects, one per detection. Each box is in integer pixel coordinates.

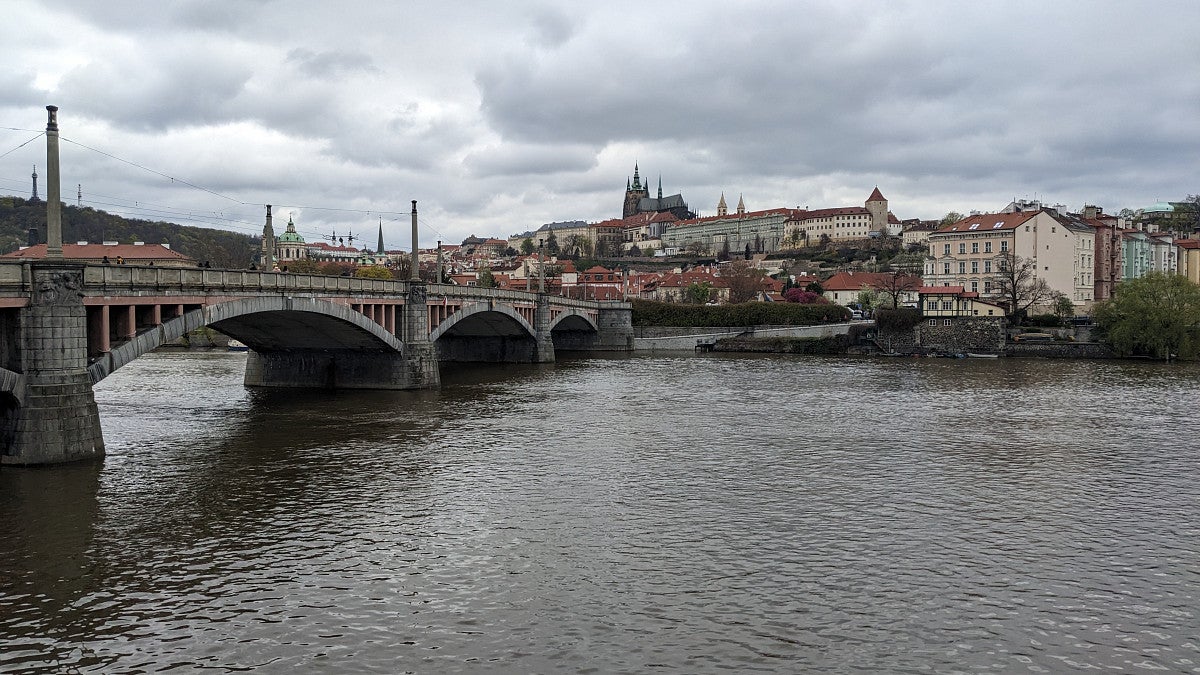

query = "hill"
[{"left": 0, "top": 195, "right": 258, "bottom": 267}]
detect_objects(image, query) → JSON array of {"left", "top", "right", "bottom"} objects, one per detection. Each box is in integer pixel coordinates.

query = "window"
[
  {"left": 958, "top": 262, "right": 966, "bottom": 274},
  {"left": 927, "top": 299, "right": 937, "bottom": 310},
  {"left": 943, "top": 244, "right": 950, "bottom": 255},
  {"left": 1001, "top": 241, "right": 1009, "bottom": 252},
  {"left": 942, "top": 300, "right": 952, "bottom": 310},
  {"left": 959, "top": 243, "right": 966, "bottom": 254},
  {"left": 972, "top": 242, "right": 979, "bottom": 253},
  {"left": 943, "top": 319, "right": 952, "bottom": 326},
  {"left": 943, "top": 263, "right": 950, "bottom": 275},
  {"left": 985, "top": 261, "right": 992, "bottom": 273},
  {"left": 985, "top": 242, "right": 992, "bottom": 253},
  {"left": 971, "top": 261, "right": 979, "bottom": 274},
  {"left": 928, "top": 319, "right": 937, "bottom": 326}
]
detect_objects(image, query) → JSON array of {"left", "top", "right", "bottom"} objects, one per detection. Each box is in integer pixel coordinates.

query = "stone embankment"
[{"left": 633, "top": 324, "right": 852, "bottom": 352}]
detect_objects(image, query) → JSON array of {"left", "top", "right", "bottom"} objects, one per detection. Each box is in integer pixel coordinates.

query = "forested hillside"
[{"left": 0, "top": 195, "right": 258, "bottom": 267}]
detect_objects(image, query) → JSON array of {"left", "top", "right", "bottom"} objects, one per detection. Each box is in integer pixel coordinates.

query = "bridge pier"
[
  {"left": 244, "top": 349, "right": 420, "bottom": 389},
  {"left": 534, "top": 295, "right": 555, "bottom": 363},
  {"left": 1, "top": 263, "right": 104, "bottom": 466},
  {"left": 403, "top": 282, "right": 440, "bottom": 387}
]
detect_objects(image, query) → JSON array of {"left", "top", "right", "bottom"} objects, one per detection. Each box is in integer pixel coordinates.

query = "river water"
[{"left": 1, "top": 351, "right": 1198, "bottom": 673}]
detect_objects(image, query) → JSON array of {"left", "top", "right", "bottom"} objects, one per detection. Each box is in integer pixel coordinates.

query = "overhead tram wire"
[
  {"left": 0, "top": 132, "right": 45, "bottom": 161},
  {"left": 26, "top": 133, "right": 429, "bottom": 242}
]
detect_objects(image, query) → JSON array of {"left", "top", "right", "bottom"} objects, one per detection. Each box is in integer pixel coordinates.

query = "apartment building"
[{"left": 924, "top": 209, "right": 1095, "bottom": 308}]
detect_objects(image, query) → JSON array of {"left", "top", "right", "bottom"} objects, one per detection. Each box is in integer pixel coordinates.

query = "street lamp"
[{"left": 538, "top": 238, "right": 545, "bottom": 293}]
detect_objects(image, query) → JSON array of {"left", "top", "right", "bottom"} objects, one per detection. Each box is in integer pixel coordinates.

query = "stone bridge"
[{"left": 0, "top": 261, "right": 632, "bottom": 466}]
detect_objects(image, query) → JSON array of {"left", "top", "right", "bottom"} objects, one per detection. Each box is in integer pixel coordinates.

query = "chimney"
[{"left": 1082, "top": 205, "right": 1100, "bottom": 219}]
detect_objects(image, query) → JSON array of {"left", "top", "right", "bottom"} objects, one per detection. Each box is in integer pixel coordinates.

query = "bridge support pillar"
[
  {"left": 594, "top": 305, "right": 635, "bottom": 351},
  {"left": 244, "top": 349, "right": 423, "bottom": 389},
  {"left": 1, "top": 263, "right": 104, "bottom": 466},
  {"left": 403, "top": 283, "right": 440, "bottom": 388},
  {"left": 534, "top": 295, "right": 555, "bottom": 363}
]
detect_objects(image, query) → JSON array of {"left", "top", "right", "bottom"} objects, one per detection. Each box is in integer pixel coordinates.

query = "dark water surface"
[{"left": 1, "top": 351, "right": 1198, "bottom": 673}]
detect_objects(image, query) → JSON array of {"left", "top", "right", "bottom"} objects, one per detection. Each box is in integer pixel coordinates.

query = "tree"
[
  {"left": 724, "top": 259, "right": 768, "bottom": 304},
  {"left": 520, "top": 238, "right": 534, "bottom": 255},
  {"left": 856, "top": 288, "right": 883, "bottom": 312},
  {"left": 1052, "top": 293, "right": 1075, "bottom": 323},
  {"left": 783, "top": 288, "right": 829, "bottom": 304},
  {"left": 355, "top": 265, "right": 393, "bottom": 279},
  {"left": 805, "top": 280, "right": 824, "bottom": 294},
  {"left": 628, "top": 243, "right": 642, "bottom": 257},
  {"left": 939, "top": 212, "right": 964, "bottom": 227},
  {"left": 477, "top": 266, "right": 497, "bottom": 288},
  {"left": 545, "top": 232, "right": 559, "bottom": 255},
  {"left": 1093, "top": 273, "right": 1200, "bottom": 359},
  {"left": 992, "top": 252, "right": 1054, "bottom": 322},
  {"left": 874, "top": 270, "right": 921, "bottom": 309},
  {"left": 683, "top": 281, "right": 714, "bottom": 304},
  {"left": 684, "top": 241, "right": 708, "bottom": 256}
]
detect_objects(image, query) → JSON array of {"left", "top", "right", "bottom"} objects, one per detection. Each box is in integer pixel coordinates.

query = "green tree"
[
  {"left": 354, "top": 265, "right": 393, "bottom": 279},
  {"left": 477, "top": 266, "right": 497, "bottom": 288},
  {"left": 1052, "top": 293, "right": 1075, "bottom": 323},
  {"left": 684, "top": 281, "right": 714, "bottom": 304},
  {"left": 545, "top": 232, "right": 559, "bottom": 255},
  {"left": 939, "top": 211, "right": 964, "bottom": 227},
  {"left": 628, "top": 243, "right": 642, "bottom": 257},
  {"left": 1093, "top": 273, "right": 1200, "bottom": 360},
  {"left": 520, "top": 238, "right": 534, "bottom": 255}
]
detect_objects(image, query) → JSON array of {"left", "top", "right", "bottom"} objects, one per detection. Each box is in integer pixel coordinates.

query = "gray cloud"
[{"left": 1, "top": 0, "right": 1197, "bottom": 248}]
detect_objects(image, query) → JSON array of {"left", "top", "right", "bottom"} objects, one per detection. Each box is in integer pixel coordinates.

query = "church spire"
[
  {"left": 657, "top": 175, "right": 663, "bottom": 199},
  {"left": 737, "top": 194, "right": 746, "bottom": 215},
  {"left": 632, "top": 163, "right": 642, "bottom": 191},
  {"left": 717, "top": 192, "right": 728, "bottom": 217},
  {"left": 377, "top": 217, "right": 385, "bottom": 255}
]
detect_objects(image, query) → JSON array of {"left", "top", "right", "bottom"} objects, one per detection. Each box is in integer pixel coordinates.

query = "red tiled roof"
[
  {"left": 822, "top": 271, "right": 921, "bottom": 291},
  {"left": 937, "top": 211, "right": 1037, "bottom": 233},
  {"left": 868, "top": 187, "right": 886, "bottom": 202},
  {"left": 919, "top": 286, "right": 966, "bottom": 294}
]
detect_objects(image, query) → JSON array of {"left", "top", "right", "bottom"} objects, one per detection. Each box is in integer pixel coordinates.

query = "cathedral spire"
[
  {"left": 657, "top": 175, "right": 663, "bottom": 199},
  {"left": 717, "top": 192, "right": 728, "bottom": 217},
  {"left": 737, "top": 194, "right": 746, "bottom": 215},
  {"left": 632, "top": 163, "right": 641, "bottom": 191},
  {"left": 377, "top": 217, "right": 385, "bottom": 254}
]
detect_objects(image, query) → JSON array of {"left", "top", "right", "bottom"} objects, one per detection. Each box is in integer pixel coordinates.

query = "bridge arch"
[
  {"left": 429, "top": 301, "right": 542, "bottom": 362},
  {"left": 428, "top": 301, "right": 536, "bottom": 343},
  {"left": 549, "top": 309, "right": 598, "bottom": 332},
  {"left": 88, "top": 296, "right": 404, "bottom": 384}
]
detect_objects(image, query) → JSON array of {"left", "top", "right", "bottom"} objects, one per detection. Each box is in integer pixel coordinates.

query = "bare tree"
[
  {"left": 993, "top": 252, "right": 1053, "bottom": 321},
  {"left": 724, "top": 260, "right": 768, "bottom": 304},
  {"left": 874, "top": 270, "right": 921, "bottom": 308}
]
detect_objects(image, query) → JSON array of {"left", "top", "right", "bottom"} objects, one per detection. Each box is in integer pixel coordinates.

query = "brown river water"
[{"left": 1, "top": 351, "right": 1198, "bottom": 673}]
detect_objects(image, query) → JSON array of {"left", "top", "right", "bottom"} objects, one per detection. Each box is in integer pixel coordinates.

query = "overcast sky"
[{"left": 2, "top": 1, "right": 1198, "bottom": 250}]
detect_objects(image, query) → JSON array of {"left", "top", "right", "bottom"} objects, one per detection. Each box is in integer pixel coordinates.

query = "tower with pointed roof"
[
  {"left": 623, "top": 163, "right": 649, "bottom": 218},
  {"left": 377, "top": 218, "right": 385, "bottom": 254},
  {"left": 737, "top": 194, "right": 746, "bottom": 215},
  {"left": 717, "top": 192, "right": 728, "bottom": 217},
  {"left": 622, "top": 163, "right": 694, "bottom": 220},
  {"left": 261, "top": 205, "right": 276, "bottom": 268},
  {"left": 865, "top": 187, "right": 888, "bottom": 232}
]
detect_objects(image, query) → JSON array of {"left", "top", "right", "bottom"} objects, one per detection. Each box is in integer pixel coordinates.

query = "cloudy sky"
[{"left": 2, "top": 1, "right": 1197, "bottom": 251}]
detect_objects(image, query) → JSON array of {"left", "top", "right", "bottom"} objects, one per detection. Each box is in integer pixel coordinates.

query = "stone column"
[
  {"left": 533, "top": 294, "right": 556, "bottom": 363},
  {"left": 402, "top": 282, "right": 440, "bottom": 388},
  {"left": 45, "top": 106, "right": 62, "bottom": 259},
  {"left": 2, "top": 263, "right": 104, "bottom": 465}
]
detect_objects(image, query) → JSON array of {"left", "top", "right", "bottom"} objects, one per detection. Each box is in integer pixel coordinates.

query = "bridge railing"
[{"left": 0, "top": 261, "right": 628, "bottom": 310}]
